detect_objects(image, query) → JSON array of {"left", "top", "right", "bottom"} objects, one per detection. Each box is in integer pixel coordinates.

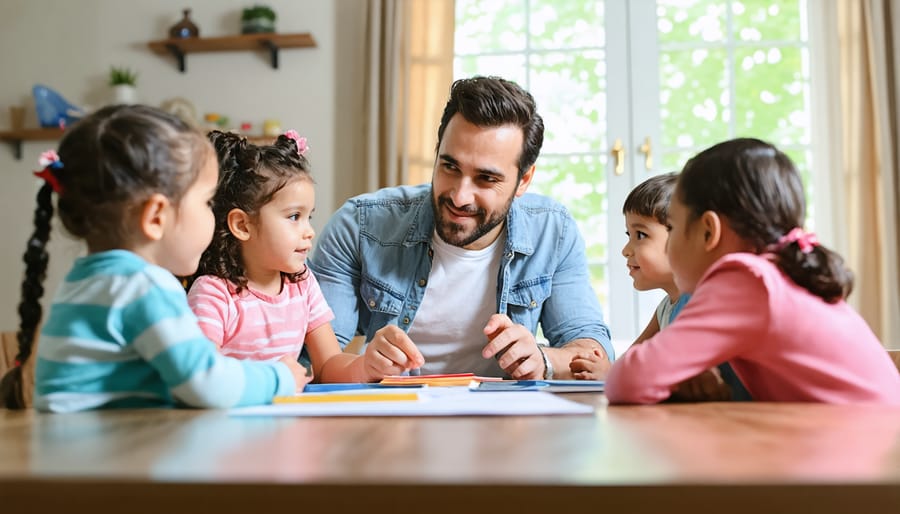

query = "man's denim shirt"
[{"left": 309, "top": 184, "right": 614, "bottom": 360}]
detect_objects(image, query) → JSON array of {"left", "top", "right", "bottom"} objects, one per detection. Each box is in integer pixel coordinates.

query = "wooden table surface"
[{"left": 1, "top": 394, "right": 899, "bottom": 513}]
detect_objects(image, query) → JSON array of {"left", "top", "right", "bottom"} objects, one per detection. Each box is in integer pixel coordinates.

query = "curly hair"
[
  {"left": 1, "top": 104, "right": 211, "bottom": 409},
  {"left": 192, "top": 131, "right": 313, "bottom": 293}
]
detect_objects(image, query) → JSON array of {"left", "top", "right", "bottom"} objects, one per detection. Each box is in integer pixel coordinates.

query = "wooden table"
[{"left": 1, "top": 395, "right": 899, "bottom": 513}]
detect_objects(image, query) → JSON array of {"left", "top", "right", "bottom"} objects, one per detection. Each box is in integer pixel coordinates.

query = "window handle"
[
  {"left": 611, "top": 138, "right": 625, "bottom": 175},
  {"left": 639, "top": 136, "right": 652, "bottom": 170}
]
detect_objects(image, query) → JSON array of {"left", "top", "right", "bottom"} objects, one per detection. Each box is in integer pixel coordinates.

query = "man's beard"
[{"left": 432, "top": 191, "right": 515, "bottom": 248}]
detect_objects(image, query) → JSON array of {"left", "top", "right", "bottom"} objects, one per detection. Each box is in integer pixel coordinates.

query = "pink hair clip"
[
  {"left": 776, "top": 227, "right": 819, "bottom": 254},
  {"left": 34, "top": 149, "right": 64, "bottom": 194},
  {"left": 283, "top": 130, "right": 309, "bottom": 156}
]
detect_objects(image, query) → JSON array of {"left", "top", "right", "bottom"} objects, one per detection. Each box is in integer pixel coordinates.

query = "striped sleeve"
[{"left": 129, "top": 268, "right": 296, "bottom": 408}]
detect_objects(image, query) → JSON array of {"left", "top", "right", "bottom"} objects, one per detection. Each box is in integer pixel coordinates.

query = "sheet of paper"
[{"left": 230, "top": 388, "right": 594, "bottom": 417}]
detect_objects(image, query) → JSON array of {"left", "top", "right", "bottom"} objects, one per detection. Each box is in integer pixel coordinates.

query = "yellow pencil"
[{"left": 273, "top": 393, "right": 419, "bottom": 404}]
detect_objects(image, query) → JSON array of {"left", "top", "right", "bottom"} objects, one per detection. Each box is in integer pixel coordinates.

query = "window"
[{"left": 455, "top": 0, "right": 817, "bottom": 348}]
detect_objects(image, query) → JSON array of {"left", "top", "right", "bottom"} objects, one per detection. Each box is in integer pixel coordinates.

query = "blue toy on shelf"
[{"left": 32, "top": 84, "right": 86, "bottom": 128}]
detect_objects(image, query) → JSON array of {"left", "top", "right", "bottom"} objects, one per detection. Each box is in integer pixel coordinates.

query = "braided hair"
[{"left": 0, "top": 104, "right": 211, "bottom": 409}]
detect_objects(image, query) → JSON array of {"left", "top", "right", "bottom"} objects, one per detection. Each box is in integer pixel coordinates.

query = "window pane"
[
  {"left": 657, "top": 0, "right": 728, "bottom": 44},
  {"left": 455, "top": 0, "right": 527, "bottom": 54},
  {"left": 530, "top": 154, "right": 609, "bottom": 319},
  {"left": 659, "top": 47, "right": 730, "bottom": 149},
  {"left": 529, "top": 0, "right": 605, "bottom": 49},
  {"left": 454, "top": 55, "right": 527, "bottom": 84},
  {"left": 734, "top": 46, "right": 809, "bottom": 145},
  {"left": 732, "top": 0, "right": 804, "bottom": 42},
  {"left": 529, "top": 50, "right": 606, "bottom": 154}
]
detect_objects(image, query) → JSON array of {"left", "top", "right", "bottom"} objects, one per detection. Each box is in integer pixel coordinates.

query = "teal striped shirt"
[{"left": 34, "top": 250, "right": 295, "bottom": 412}]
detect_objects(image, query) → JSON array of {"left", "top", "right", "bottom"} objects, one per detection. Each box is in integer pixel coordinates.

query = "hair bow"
[
  {"left": 284, "top": 130, "right": 309, "bottom": 156},
  {"left": 33, "top": 150, "right": 64, "bottom": 194},
  {"left": 777, "top": 227, "right": 819, "bottom": 254}
]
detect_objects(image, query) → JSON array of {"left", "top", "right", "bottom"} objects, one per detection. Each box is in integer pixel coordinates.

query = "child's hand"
[
  {"left": 278, "top": 355, "right": 313, "bottom": 392},
  {"left": 670, "top": 367, "right": 731, "bottom": 402},
  {"left": 569, "top": 348, "right": 609, "bottom": 381}
]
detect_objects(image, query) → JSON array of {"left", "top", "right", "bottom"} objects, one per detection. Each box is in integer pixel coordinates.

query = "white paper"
[{"left": 229, "top": 389, "right": 594, "bottom": 417}]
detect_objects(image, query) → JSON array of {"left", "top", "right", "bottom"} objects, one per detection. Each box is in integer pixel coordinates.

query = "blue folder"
[{"left": 470, "top": 379, "right": 605, "bottom": 393}]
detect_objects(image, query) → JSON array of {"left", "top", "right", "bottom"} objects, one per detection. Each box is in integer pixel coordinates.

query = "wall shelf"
[
  {"left": 0, "top": 128, "right": 64, "bottom": 160},
  {"left": 148, "top": 33, "right": 316, "bottom": 72}
]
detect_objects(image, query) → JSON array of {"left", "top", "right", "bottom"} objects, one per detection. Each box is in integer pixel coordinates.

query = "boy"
[{"left": 570, "top": 173, "right": 750, "bottom": 401}]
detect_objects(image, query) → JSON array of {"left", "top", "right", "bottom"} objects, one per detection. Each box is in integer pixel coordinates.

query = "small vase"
[
  {"left": 169, "top": 8, "right": 200, "bottom": 39},
  {"left": 113, "top": 85, "right": 137, "bottom": 105}
]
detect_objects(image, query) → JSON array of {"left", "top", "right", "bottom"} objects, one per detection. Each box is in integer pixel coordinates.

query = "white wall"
[{"left": 0, "top": 0, "right": 361, "bottom": 330}]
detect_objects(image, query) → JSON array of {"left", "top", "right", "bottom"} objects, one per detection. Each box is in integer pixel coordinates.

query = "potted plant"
[
  {"left": 241, "top": 5, "right": 276, "bottom": 34},
  {"left": 109, "top": 66, "right": 138, "bottom": 105}
]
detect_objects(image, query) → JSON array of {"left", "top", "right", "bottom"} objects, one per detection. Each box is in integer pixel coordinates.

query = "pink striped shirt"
[
  {"left": 606, "top": 253, "right": 900, "bottom": 405},
  {"left": 187, "top": 272, "right": 334, "bottom": 362}
]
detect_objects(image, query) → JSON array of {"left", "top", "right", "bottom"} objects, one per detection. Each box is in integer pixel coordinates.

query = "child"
[
  {"left": 187, "top": 131, "right": 393, "bottom": 382},
  {"left": 605, "top": 138, "right": 900, "bottom": 404},
  {"left": 570, "top": 173, "right": 690, "bottom": 376},
  {"left": 0, "top": 105, "right": 309, "bottom": 412},
  {"left": 572, "top": 173, "right": 751, "bottom": 401}
]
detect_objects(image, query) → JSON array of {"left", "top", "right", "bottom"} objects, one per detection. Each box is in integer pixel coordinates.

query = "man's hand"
[
  {"left": 362, "top": 324, "right": 425, "bottom": 378},
  {"left": 670, "top": 367, "right": 732, "bottom": 402},
  {"left": 481, "top": 314, "right": 544, "bottom": 379}
]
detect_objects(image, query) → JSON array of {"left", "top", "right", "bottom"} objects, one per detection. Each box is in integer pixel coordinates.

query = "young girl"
[
  {"left": 0, "top": 105, "right": 308, "bottom": 412},
  {"left": 605, "top": 138, "right": 900, "bottom": 405},
  {"left": 187, "top": 131, "right": 392, "bottom": 382}
]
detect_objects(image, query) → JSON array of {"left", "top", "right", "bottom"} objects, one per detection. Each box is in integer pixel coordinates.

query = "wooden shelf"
[
  {"left": 148, "top": 33, "right": 316, "bottom": 72},
  {"left": 0, "top": 128, "right": 64, "bottom": 160}
]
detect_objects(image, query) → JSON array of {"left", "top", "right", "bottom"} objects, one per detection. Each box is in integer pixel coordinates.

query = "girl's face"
[
  {"left": 621, "top": 212, "right": 673, "bottom": 292},
  {"left": 666, "top": 189, "right": 712, "bottom": 294},
  {"left": 242, "top": 177, "right": 316, "bottom": 280},
  {"left": 158, "top": 153, "right": 218, "bottom": 276}
]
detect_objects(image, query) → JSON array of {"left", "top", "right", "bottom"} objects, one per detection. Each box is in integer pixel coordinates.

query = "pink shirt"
[
  {"left": 187, "top": 273, "right": 334, "bottom": 362},
  {"left": 606, "top": 253, "right": 900, "bottom": 405}
]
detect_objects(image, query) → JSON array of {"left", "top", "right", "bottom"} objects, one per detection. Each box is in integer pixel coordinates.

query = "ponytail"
[
  {"left": 1, "top": 183, "right": 54, "bottom": 409},
  {"left": 773, "top": 242, "right": 853, "bottom": 304}
]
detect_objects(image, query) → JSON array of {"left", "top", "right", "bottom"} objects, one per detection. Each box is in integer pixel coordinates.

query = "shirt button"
[
  {"left": 368, "top": 299, "right": 376, "bottom": 308},
  {"left": 402, "top": 317, "right": 410, "bottom": 324},
  {"left": 418, "top": 279, "right": 427, "bottom": 286},
  {"left": 530, "top": 300, "right": 537, "bottom": 308}
]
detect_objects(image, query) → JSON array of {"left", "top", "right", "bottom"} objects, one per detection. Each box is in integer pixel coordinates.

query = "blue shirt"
[
  {"left": 34, "top": 250, "right": 295, "bottom": 412},
  {"left": 308, "top": 184, "right": 613, "bottom": 368}
]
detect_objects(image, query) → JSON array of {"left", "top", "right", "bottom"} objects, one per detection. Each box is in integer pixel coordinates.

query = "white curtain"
[
  {"left": 832, "top": 0, "right": 900, "bottom": 348},
  {"left": 362, "top": 0, "right": 454, "bottom": 192}
]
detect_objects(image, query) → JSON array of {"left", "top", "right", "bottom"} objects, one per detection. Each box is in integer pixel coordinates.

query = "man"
[{"left": 309, "top": 76, "right": 612, "bottom": 380}]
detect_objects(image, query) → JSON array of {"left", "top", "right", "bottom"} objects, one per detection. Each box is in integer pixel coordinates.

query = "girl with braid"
[
  {"left": 187, "top": 131, "right": 394, "bottom": 383},
  {"left": 0, "top": 105, "right": 308, "bottom": 412},
  {"left": 606, "top": 138, "right": 900, "bottom": 405}
]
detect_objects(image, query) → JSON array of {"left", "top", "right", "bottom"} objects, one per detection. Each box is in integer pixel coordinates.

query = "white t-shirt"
[{"left": 407, "top": 230, "right": 506, "bottom": 376}]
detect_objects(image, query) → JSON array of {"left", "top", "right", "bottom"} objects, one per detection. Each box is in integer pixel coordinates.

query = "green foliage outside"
[{"left": 455, "top": 0, "right": 812, "bottom": 305}]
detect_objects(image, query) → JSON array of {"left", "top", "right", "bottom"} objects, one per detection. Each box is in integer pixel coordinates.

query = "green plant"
[
  {"left": 241, "top": 5, "right": 276, "bottom": 22},
  {"left": 109, "top": 66, "right": 138, "bottom": 87}
]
